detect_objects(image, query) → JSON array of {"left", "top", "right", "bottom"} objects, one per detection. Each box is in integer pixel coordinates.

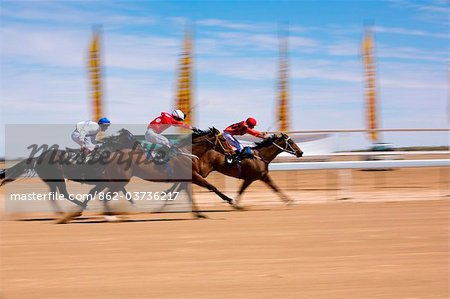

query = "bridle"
[
  {"left": 272, "top": 135, "right": 298, "bottom": 156},
  {"left": 193, "top": 131, "right": 232, "bottom": 155},
  {"left": 213, "top": 132, "right": 233, "bottom": 154}
]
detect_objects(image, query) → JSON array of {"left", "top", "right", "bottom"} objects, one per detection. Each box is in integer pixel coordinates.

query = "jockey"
[
  {"left": 223, "top": 117, "right": 268, "bottom": 161},
  {"left": 71, "top": 118, "right": 111, "bottom": 154},
  {"left": 145, "top": 109, "right": 193, "bottom": 156}
]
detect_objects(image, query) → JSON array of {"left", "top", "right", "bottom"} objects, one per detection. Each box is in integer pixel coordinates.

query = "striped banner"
[
  {"left": 88, "top": 27, "right": 103, "bottom": 122},
  {"left": 175, "top": 27, "right": 194, "bottom": 126},
  {"left": 278, "top": 24, "right": 290, "bottom": 132},
  {"left": 362, "top": 28, "right": 379, "bottom": 143}
]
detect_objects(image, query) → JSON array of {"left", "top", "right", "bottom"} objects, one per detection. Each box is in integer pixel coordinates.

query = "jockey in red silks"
[
  {"left": 145, "top": 109, "right": 192, "bottom": 153},
  {"left": 223, "top": 117, "right": 268, "bottom": 161}
]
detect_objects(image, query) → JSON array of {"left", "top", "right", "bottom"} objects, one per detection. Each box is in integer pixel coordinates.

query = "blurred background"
[
  {"left": 1, "top": 0, "right": 448, "bottom": 203},
  {"left": 0, "top": 0, "right": 448, "bottom": 154},
  {"left": 0, "top": 1, "right": 449, "bottom": 298}
]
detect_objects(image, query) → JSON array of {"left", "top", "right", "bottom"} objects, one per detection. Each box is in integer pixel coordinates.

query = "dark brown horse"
[
  {"left": 165, "top": 133, "right": 303, "bottom": 208},
  {"left": 57, "top": 127, "right": 235, "bottom": 223},
  {"left": 0, "top": 129, "right": 140, "bottom": 214}
]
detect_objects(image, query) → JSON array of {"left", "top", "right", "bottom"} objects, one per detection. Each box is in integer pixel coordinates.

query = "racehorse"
[
  {"left": 0, "top": 129, "right": 139, "bottom": 214},
  {"left": 56, "top": 127, "right": 235, "bottom": 223},
  {"left": 164, "top": 133, "right": 303, "bottom": 209}
]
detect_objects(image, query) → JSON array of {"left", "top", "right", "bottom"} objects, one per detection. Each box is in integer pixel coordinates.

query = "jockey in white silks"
[{"left": 71, "top": 117, "right": 111, "bottom": 154}]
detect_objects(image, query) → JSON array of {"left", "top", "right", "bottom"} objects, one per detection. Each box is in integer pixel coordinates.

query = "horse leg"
[
  {"left": 45, "top": 181, "right": 63, "bottom": 215},
  {"left": 102, "top": 184, "right": 127, "bottom": 222},
  {"left": 232, "top": 179, "right": 254, "bottom": 209},
  {"left": 183, "top": 182, "right": 207, "bottom": 219},
  {"left": 154, "top": 182, "right": 182, "bottom": 213},
  {"left": 192, "top": 172, "right": 234, "bottom": 205},
  {"left": 261, "top": 175, "right": 293, "bottom": 204},
  {"left": 163, "top": 182, "right": 181, "bottom": 194},
  {"left": 54, "top": 180, "right": 85, "bottom": 207},
  {"left": 55, "top": 183, "right": 105, "bottom": 224},
  {"left": 120, "top": 187, "right": 134, "bottom": 205}
]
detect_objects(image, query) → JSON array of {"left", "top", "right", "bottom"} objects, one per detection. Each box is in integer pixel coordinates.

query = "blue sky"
[{"left": 0, "top": 0, "right": 448, "bottom": 154}]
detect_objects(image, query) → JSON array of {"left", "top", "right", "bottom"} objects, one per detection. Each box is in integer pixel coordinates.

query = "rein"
[
  {"left": 213, "top": 132, "right": 231, "bottom": 154},
  {"left": 272, "top": 136, "right": 297, "bottom": 155},
  {"left": 194, "top": 132, "right": 230, "bottom": 155}
]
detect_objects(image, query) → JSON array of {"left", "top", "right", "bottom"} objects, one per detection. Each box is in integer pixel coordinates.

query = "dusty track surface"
[{"left": 1, "top": 200, "right": 448, "bottom": 298}]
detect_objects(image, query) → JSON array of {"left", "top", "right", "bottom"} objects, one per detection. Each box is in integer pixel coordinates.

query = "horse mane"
[
  {"left": 102, "top": 129, "right": 132, "bottom": 142},
  {"left": 252, "top": 134, "right": 277, "bottom": 149},
  {"left": 192, "top": 127, "right": 213, "bottom": 138},
  {"left": 100, "top": 129, "right": 138, "bottom": 151}
]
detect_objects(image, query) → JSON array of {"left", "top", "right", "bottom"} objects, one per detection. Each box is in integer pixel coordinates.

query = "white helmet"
[{"left": 172, "top": 109, "right": 185, "bottom": 120}]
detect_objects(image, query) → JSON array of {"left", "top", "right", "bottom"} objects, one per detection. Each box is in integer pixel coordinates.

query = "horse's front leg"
[
  {"left": 55, "top": 183, "right": 105, "bottom": 224},
  {"left": 261, "top": 174, "right": 293, "bottom": 204},
  {"left": 184, "top": 182, "right": 207, "bottom": 219}
]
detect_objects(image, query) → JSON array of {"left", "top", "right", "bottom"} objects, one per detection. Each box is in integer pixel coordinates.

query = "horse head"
[
  {"left": 275, "top": 133, "right": 303, "bottom": 158},
  {"left": 253, "top": 133, "right": 303, "bottom": 158}
]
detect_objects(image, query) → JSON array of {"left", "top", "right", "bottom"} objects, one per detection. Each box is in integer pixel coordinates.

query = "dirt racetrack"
[{"left": 1, "top": 199, "right": 448, "bottom": 299}]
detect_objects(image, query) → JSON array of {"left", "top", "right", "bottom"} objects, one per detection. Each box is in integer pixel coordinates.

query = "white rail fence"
[
  {"left": 268, "top": 159, "right": 449, "bottom": 200},
  {"left": 269, "top": 159, "right": 449, "bottom": 171}
]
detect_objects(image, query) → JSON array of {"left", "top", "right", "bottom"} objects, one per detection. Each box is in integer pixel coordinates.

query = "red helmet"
[{"left": 246, "top": 117, "right": 257, "bottom": 128}]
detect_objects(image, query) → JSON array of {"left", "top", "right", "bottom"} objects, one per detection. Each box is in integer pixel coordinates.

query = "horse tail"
[{"left": 0, "top": 159, "right": 36, "bottom": 187}]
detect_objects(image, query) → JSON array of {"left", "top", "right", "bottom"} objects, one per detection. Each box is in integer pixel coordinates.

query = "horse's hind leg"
[
  {"left": 184, "top": 182, "right": 207, "bottom": 219},
  {"left": 120, "top": 187, "right": 134, "bottom": 205},
  {"left": 154, "top": 182, "right": 182, "bottom": 213},
  {"left": 102, "top": 183, "right": 128, "bottom": 222},
  {"left": 232, "top": 179, "right": 254, "bottom": 210},
  {"left": 55, "top": 183, "right": 105, "bottom": 224},
  {"left": 192, "top": 173, "right": 234, "bottom": 205},
  {"left": 55, "top": 180, "right": 85, "bottom": 207},
  {"left": 261, "top": 175, "right": 293, "bottom": 204},
  {"left": 43, "top": 181, "right": 63, "bottom": 215}
]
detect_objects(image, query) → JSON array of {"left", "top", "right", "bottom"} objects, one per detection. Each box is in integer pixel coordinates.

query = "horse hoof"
[
  {"left": 55, "top": 218, "right": 68, "bottom": 224},
  {"left": 195, "top": 213, "right": 208, "bottom": 219},
  {"left": 225, "top": 199, "right": 233, "bottom": 205},
  {"left": 285, "top": 199, "right": 294, "bottom": 206},
  {"left": 232, "top": 204, "right": 246, "bottom": 211},
  {"left": 103, "top": 215, "right": 120, "bottom": 222},
  {"left": 55, "top": 211, "right": 82, "bottom": 224}
]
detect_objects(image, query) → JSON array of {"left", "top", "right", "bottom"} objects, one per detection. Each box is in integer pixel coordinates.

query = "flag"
[
  {"left": 175, "top": 27, "right": 194, "bottom": 126},
  {"left": 362, "top": 27, "right": 379, "bottom": 143},
  {"left": 277, "top": 24, "right": 290, "bottom": 132},
  {"left": 88, "top": 27, "right": 103, "bottom": 122}
]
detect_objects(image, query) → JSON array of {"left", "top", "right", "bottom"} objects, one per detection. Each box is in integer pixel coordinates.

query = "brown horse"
[
  {"left": 0, "top": 129, "right": 140, "bottom": 214},
  {"left": 57, "top": 127, "right": 235, "bottom": 223},
  {"left": 165, "top": 133, "right": 303, "bottom": 208}
]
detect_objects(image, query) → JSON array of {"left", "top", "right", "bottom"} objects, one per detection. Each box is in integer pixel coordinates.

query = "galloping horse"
[
  {"left": 166, "top": 133, "right": 303, "bottom": 208},
  {"left": 57, "top": 127, "right": 235, "bottom": 223},
  {"left": 0, "top": 129, "right": 139, "bottom": 214}
]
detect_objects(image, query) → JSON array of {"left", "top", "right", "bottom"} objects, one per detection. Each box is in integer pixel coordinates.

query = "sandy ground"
[
  {"left": 1, "top": 199, "right": 449, "bottom": 299},
  {"left": 1, "top": 159, "right": 449, "bottom": 298}
]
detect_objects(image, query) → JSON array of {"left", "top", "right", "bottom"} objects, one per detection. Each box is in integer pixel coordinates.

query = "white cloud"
[
  {"left": 197, "top": 19, "right": 271, "bottom": 31},
  {"left": 388, "top": 0, "right": 448, "bottom": 25},
  {"left": 374, "top": 25, "right": 449, "bottom": 39},
  {"left": 0, "top": 2, "right": 157, "bottom": 27},
  {"left": 1, "top": 3, "right": 448, "bottom": 152}
]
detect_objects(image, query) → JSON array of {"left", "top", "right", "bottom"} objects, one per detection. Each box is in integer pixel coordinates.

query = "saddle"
[
  {"left": 227, "top": 147, "right": 255, "bottom": 164},
  {"left": 146, "top": 147, "right": 178, "bottom": 164}
]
